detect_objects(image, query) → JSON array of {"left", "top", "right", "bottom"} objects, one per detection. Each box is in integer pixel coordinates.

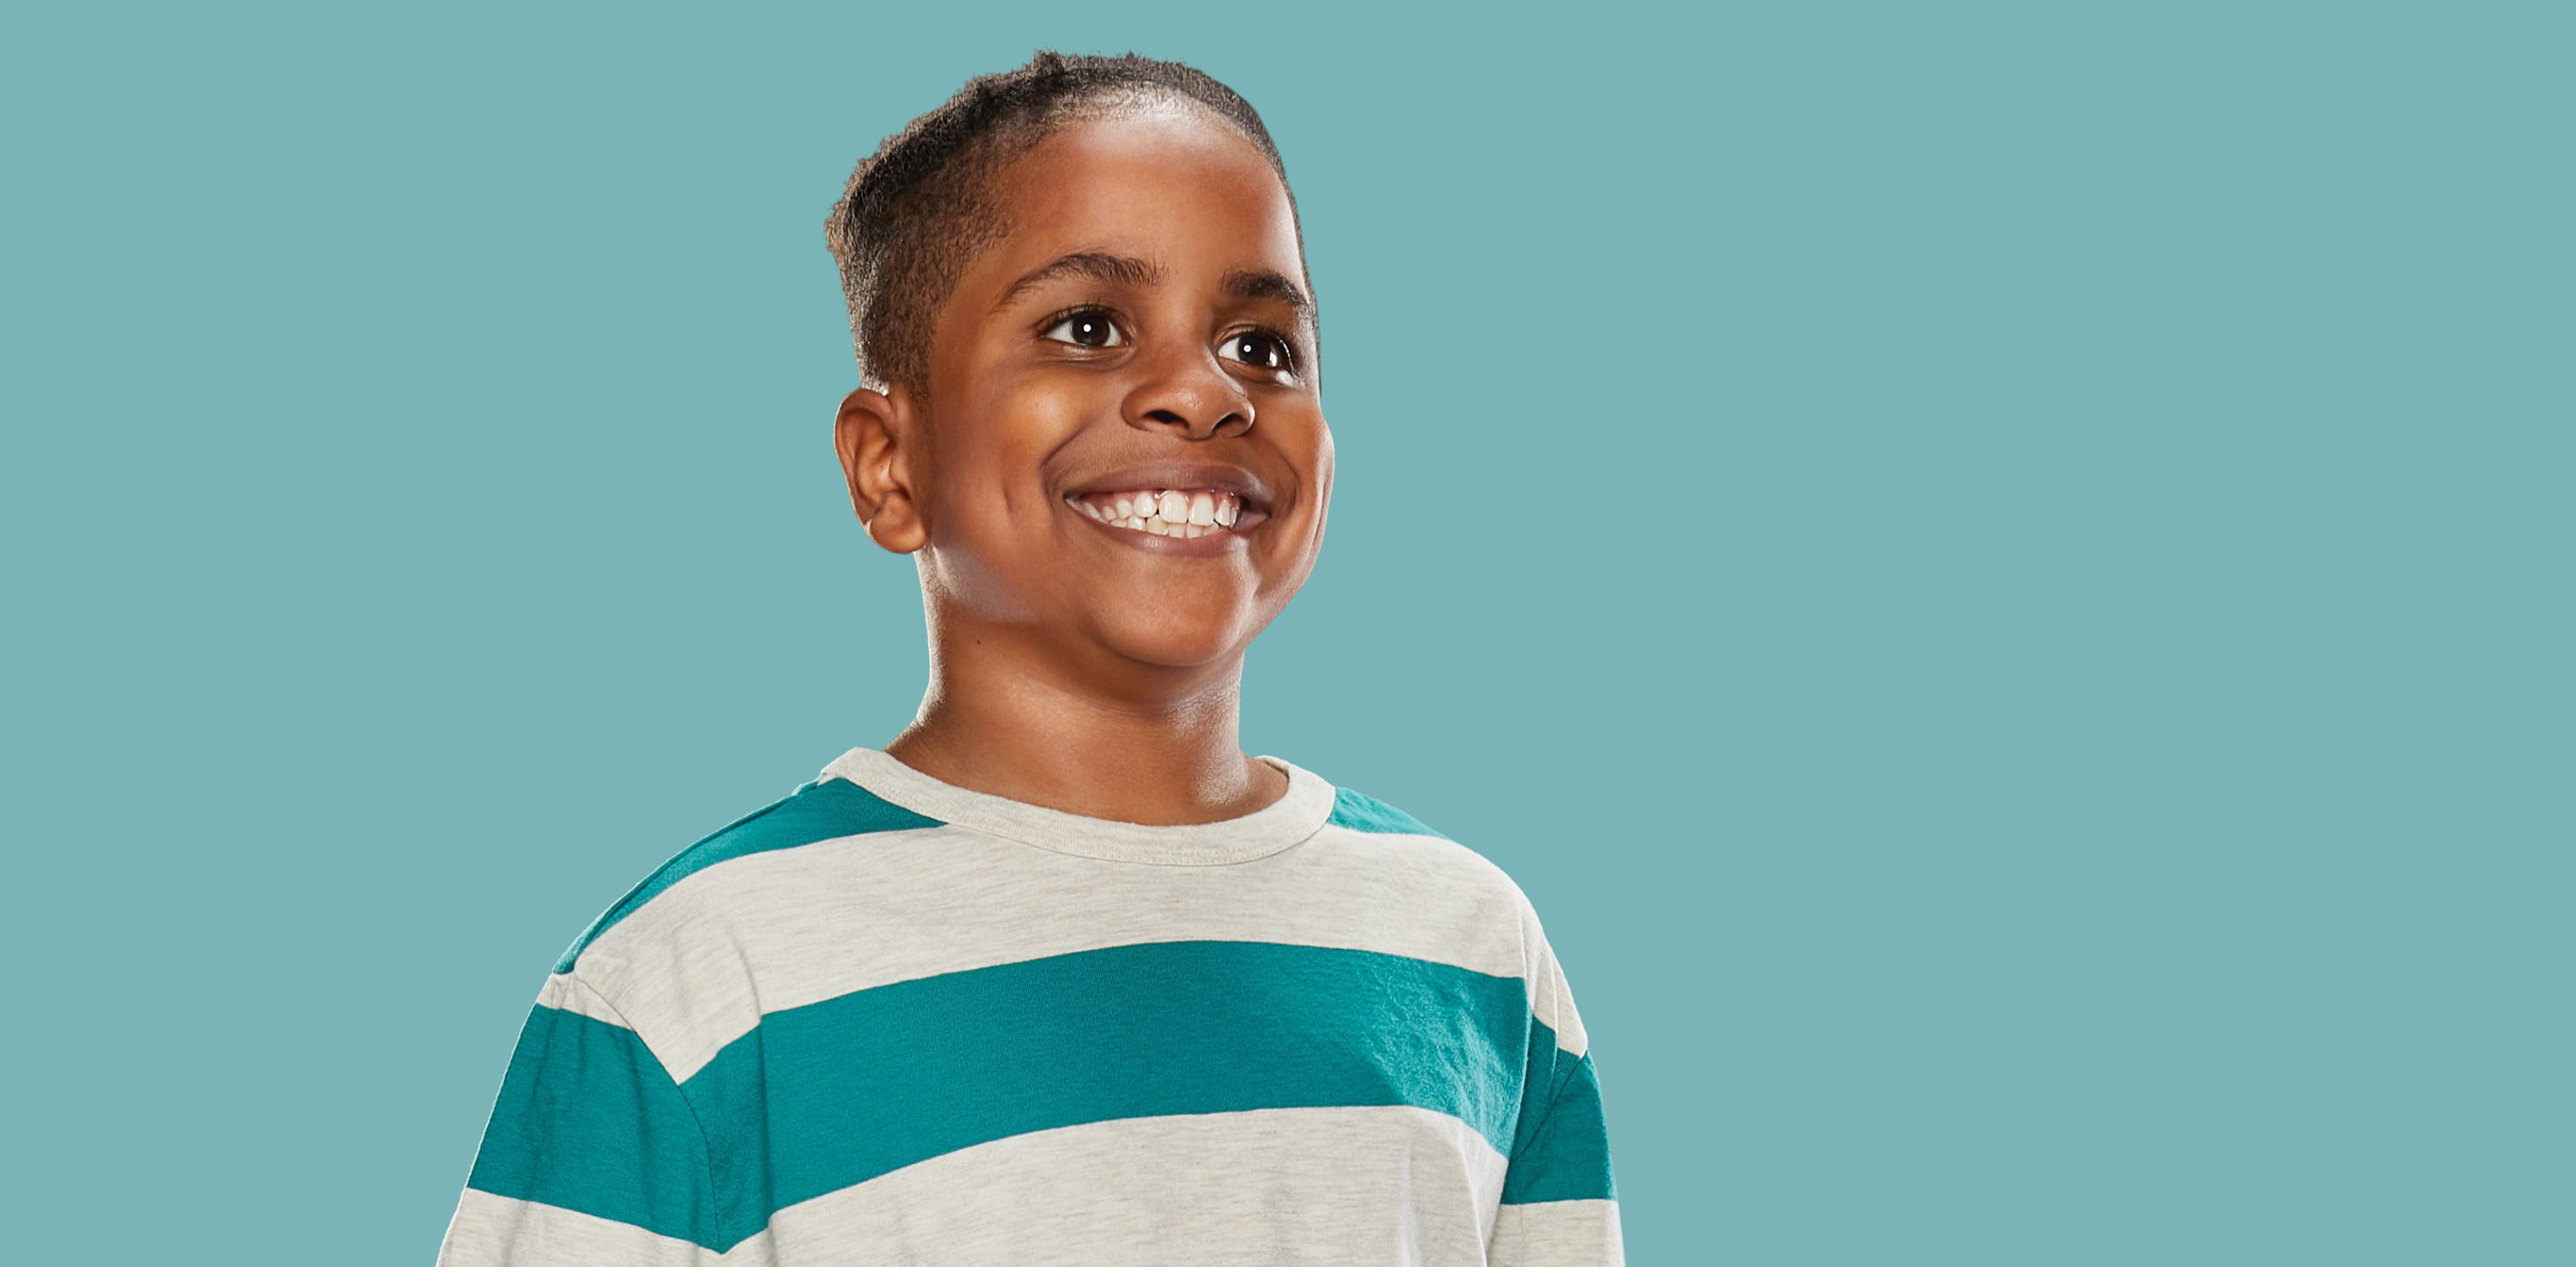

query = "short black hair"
[{"left": 824, "top": 50, "right": 1313, "bottom": 400}]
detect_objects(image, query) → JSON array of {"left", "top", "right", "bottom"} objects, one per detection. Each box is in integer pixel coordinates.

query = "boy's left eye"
[{"left": 1217, "top": 330, "right": 1297, "bottom": 378}]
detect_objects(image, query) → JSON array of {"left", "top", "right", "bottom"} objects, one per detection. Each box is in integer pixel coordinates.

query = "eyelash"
[{"left": 1038, "top": 305, "right": 1302, "bottom": 379}]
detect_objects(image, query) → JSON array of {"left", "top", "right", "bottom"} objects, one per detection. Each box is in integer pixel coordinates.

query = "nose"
[{"left": 1122, "top": 343, "right": 1254, "bottom": 440}]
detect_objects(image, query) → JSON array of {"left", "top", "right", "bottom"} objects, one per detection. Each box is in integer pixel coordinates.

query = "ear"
[{"left": 834, "top": 384, "right": 930, "bottom": 555}]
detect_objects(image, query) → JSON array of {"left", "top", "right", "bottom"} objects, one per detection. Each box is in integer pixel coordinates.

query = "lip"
[
  {"left": 1065, "top": 498, "right": 1257, "bottom": 555},
  {"left": 1061, "top": 463, "right": 1275, "bottom": 518},
  {"left": 1059, "top": 462, "right": 1277, "bottom": 557}
]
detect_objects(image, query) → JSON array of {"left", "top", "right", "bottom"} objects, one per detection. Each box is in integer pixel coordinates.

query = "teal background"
[{"left": 3, "top": 3, "right": 2564, "bottom": 1263}]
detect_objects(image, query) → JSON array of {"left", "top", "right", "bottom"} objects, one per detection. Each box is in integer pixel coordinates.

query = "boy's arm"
[
  {"left": 1491, "top": 906, "right": 1625, "bottom": 1266},
  {"left": 435, "top": 971, "right": 722, "bottom": 1266}
]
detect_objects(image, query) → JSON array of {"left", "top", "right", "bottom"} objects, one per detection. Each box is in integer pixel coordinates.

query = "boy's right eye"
[{"left": 1041, "top": 309, "right": 1127, "bottom": 349}]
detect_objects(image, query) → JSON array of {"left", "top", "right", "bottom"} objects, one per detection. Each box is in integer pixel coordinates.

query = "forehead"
[{"left": 961, "top": 104, "right": 1306, "bottom": 304}]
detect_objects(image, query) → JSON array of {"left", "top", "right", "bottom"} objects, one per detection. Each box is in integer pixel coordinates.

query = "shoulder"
[
  {"left": 554, "top": 773, "right": 945, "bottom": 975},
  {"left": 1315, "top": 770, "right": 1583, "bottom": 952},
  {"left": 1313, "top": 776, "right": 1540, "bottom": 923},
  {"left": 541, "top": 773, "right": 957, "bottom": 1080}
]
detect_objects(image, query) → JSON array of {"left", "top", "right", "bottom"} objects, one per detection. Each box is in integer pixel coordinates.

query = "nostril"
[{"left": 1136, "top": 405, "right": 1249, "bottom": 439}]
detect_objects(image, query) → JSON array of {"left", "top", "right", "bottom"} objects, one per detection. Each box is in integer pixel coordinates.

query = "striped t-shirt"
[{"left": 437, "top": 746, "right": 1622, "bottom": 1265}]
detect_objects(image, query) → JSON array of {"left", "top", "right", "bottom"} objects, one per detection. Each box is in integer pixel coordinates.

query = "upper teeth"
[{"left": 1072, "top": 488, "right": 1244, "bottom": 537}]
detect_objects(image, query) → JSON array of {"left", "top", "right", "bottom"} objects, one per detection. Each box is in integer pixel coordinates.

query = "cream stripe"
[
  {"left": 1517, "top": 897, "right": 1594, "bottom": 1060},
  {"left": 717, "top": 1106, "right": 1508, "bottom": 1266},
  {"left": 436, "top": 1186, "right": 715, "bottom": 1266},
  {"left": 532, "top": 968, "right": 633, "bottom": 1028},
  {"left": 572, "top": 821, "right": 1572, "bottom": 1082},
  {"left": 1488, "top": 1198, "right": 1625, "bottom": 1267}
]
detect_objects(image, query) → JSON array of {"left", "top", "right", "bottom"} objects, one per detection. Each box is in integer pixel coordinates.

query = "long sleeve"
[
  {"left": 1490, "top": 904, "right": 1625, "bottom": 1266},
  {"left": 434, "top": 971, "right": 723, "bottom": 1267}
]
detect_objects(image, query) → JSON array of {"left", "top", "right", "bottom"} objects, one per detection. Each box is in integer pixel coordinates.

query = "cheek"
[
  {"left": 1313, "top": 425, "right": 1335, "bottom": 507},
  {"left": 932, "top": 383, "right": 1094, "bottom": 537},
  {"left": 1284, "top": 414, "right": 1334, "bottom": 525},
  {"left": 1010, "top": 376, "right": 1103, "bottom": 436}
]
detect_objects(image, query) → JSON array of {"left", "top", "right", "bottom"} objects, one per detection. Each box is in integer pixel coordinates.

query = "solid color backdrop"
[{"left": 3, "top": 3, "right": 2565, "bottom": 1263}]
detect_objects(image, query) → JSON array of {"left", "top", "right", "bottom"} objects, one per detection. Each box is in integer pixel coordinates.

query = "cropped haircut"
[{"left": 824, "top": 50, "right": 1313, "bottom": 400}]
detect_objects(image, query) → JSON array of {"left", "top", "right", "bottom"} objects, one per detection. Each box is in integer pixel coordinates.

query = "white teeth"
[{"left": 1074, "top": 488, "right": 1252, "bottom": 537}]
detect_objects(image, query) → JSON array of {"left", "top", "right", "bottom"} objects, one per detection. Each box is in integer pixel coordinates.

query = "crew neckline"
[{"left": 817, "top": 746, "right": 1338, "bottom": 866}]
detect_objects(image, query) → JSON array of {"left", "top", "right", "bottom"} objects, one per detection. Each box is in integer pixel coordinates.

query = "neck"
[{"left": 881, "top": 610, "right": 1285, "bottom": 827}]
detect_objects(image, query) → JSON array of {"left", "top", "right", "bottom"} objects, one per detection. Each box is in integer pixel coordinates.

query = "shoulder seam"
[{"left": 556, "top": 970, "right": 720, "bottom": 1233}]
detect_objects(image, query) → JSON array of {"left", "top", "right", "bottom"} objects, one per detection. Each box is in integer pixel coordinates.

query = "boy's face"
[{"left": 841, "top": 103, "right": 1331, "bottom": 676}]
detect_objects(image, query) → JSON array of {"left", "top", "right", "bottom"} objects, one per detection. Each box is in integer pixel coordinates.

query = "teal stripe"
[
  {"left": 556, "top": 777, "right": 945, "bottom": 973},
  {"left": 678, "top": 940, "right": 1534, "bottom": 1252},
  {"left": 1501, "top": 1048, "right": 1617, "bottom": 1204},
  {"left": 1327, "top": 785, "right": 1451, "bottom": 839},
  {"left": 466, "top": 1002, "right": 717, "bottom": 1247}
]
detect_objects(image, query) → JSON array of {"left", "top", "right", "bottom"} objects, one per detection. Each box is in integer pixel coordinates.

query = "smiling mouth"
[{"left": 1063, "top": 488, "right": 1266, "bottom": 540}]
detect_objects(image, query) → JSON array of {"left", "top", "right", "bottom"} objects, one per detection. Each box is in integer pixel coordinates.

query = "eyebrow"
[
  {"left": 993, "top": 252, "right": 1160, "bottom": 311},
  {"left": 993, "top": 251, "right": 1312, "bottom": 324},
  {"left": 1220, "top": 267, "right": 1314, "bottom": 324}
]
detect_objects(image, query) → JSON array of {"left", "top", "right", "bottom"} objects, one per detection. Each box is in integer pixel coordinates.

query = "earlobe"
[{"left": 834, "top": 385, "right": 930, "bottom": 555}]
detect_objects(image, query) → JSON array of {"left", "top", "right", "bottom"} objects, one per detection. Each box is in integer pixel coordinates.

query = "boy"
[{"left": 435, "top": 50, "right": 1620, "bottom": 1266}]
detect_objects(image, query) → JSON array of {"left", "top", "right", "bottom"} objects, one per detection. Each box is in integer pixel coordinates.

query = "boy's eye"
[
  {"left": 1218, "top": 330, "right": 1297, "bottom": 379},
  {"left": 1041, "top": 310, "right": 1126, "bottom": 349}
]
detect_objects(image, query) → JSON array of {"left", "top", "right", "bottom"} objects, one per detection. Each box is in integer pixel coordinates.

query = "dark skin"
[{"left": 833, "top": 102, "right": 1333, "bottom": 827}]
